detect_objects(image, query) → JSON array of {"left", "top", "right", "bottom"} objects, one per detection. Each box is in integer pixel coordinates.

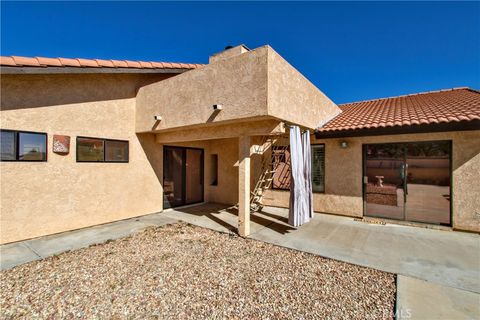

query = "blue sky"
[{"left": 1, "top": 1, "right": 479, "bottom": 104}]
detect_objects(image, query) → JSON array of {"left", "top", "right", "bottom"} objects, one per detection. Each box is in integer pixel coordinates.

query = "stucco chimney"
[{"left": 209, "top": 44, "right": 250, "bottom": 63}]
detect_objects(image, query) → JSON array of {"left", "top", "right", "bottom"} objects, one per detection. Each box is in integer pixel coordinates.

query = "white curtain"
[
  {"left": 302, "top": 130, "right": 314, "bottom": 221},
  {"left": 288, "top": 126, "right": 313, "bottom": 227}
]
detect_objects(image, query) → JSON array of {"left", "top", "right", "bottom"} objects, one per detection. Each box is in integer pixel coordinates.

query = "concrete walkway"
[
  {"left": 2, "top": 203, "right": 479, "bottom": 319},
  {"left": 396, "top": 275, "right": 480, "bottom": 320},
  {"left": 0, "top": 214, "right": 177, "bottom": 270}
]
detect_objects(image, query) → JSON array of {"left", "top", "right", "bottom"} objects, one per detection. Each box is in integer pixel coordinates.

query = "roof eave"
[
  {"left": 315, "top": 120, "right": 480, "bottom": 139},
  {"left": 0, "top": 66, "right": 193, "bottom": 75}
]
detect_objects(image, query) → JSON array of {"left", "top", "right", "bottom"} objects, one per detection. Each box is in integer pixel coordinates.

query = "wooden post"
[{"left": 238, "top": 135, "right": 251, "bottom": 237}]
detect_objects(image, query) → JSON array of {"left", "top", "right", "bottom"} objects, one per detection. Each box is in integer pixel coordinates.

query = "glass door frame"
[
  {"left": 362, "top": 140, "right": 453, "bottom": 226},
  {"left": 163, "top": 145, "right": 204, "bottom": 209}
]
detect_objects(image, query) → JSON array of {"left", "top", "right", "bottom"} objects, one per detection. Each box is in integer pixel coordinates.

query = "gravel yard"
[{"left": 0, "top": 223, "right": 396, "bottom": 319}]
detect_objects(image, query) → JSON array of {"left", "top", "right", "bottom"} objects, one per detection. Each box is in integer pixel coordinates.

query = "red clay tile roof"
[
  {"left": 0, "top": 55, "right": 203, "bottom": 70},
  {"left": 318, "top": 88, "right": 480, "bottom": 133}
]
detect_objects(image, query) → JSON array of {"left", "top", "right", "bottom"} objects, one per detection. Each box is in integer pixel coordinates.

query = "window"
[
  {"left": 272, "top": 146, "right": 291, "bottom": 190},
  {"left": 311, "top": 144, "right": 325, "bottom": 193},
  {"left": 77, "top": 137, "right": 128, "bottom": 162},
  {"left": 1, "top": 131, "right": 16, "bottom": 160},
  {"left": 105, "top": 140, "right": 129, "bottom": 162},
  {"left": 270, "top": 144, "right": 325, "bottom": 192},
  {"left": 77, "top": 138, "right": 104, "bottom": 162},
  {"left": 210, "top": 154, "right": 218, "bottom": 186},
  {"left": 0, "top": 130, "right": 47, "bottom": 161}
]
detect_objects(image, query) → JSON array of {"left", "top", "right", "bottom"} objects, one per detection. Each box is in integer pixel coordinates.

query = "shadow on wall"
[
  {"left": 1, "top": 73, "right": 173, "bottom": 110},
  {"left": 452, "top": 133, "right": 480, "bottom": 171},
  {"left": 137, "top": 133, "right": 163, "bottom": 184},
  {"left": 206, "top": 109, "right": 221, "bottom": 123}
]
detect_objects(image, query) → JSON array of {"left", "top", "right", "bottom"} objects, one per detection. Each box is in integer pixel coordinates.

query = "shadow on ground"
[{"left": 171, "top": 203, "right": 296, "bottom": 235}]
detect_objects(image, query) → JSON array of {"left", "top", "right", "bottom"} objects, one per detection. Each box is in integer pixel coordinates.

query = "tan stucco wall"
[
  {"left": 263, "top": 130, "right": 480, "bottom": 232},
  {"left": 0, "top": 71, "right": 244, "bottom": 243},
  {"left": 205, "top": 138, "right": 239, "bottom": 205},
  {"left": 136, "top": 47, "right": 269, "bottom": 133},
  {"left": 0, "top": 73, "right": 173, "bottom": 244},
  {"left": 136, "top": 45, "right": 341, "bottom": 133}
]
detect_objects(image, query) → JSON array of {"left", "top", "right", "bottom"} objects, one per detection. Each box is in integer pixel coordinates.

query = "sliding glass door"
[
  {"left": 163, "top": 146, "right": 204, "bottom": 209},
  {"left": 163, "top": 147, "right": 185, "bottom": 208},
  {"left": 364, "top": 143, "right": 406, "bottom": 220},
  {"left": 404, "top": 141, "right": 451, "bottom": 224},
  {"left": 364, "top": 141, "right": 451, "bottom": 225}
]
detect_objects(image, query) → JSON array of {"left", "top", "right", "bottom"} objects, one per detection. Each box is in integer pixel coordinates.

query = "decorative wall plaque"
[{"left": 53, "top": 135, "right": 70, "bottom": 154}]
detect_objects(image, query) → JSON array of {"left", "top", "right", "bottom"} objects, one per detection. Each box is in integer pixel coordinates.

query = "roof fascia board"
[
  {"left": 315, "top": 120, "right": 480, "bottom": 139},
  {"left": 0, "top": 66, "right": 190, "bottom": 75}
]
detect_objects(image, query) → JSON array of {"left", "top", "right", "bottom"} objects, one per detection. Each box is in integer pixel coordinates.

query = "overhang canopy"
[{"left": 135, "top": 45, "right": 341, "bottom": 135}]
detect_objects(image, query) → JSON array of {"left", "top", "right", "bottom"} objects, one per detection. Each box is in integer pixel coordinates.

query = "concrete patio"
[
  {"left": 165, "top": 203, "right": 480, "bottom": 319},
  {"left": 164, "top": 203, "right": 480, "bottom": 293},
  {"left": 1, "top": 203, "right": 479, "bottom": 319}
]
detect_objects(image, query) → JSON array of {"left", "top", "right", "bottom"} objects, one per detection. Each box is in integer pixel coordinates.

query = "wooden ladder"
[{"left": 250, "top": 135, "right": 289, "bottom": 212}]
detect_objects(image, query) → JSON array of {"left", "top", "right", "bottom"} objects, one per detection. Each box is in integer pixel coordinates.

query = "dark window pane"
[
  {"left": 19, "top": 132, "right": 46, "bottom": 161},
  {"left": 366, "top": 144, "right": 405, "bottom": 187},
  {"left": 77, "top": 138, "right": 104, "bottom": 162},
  {"left": 210, "top": 154, "right": 218, "bottom": 186},
  {"left": 366, "top": 143, "right": 405, "bottom": 160},
  {"left": 105, "top": 140, "right": 128, "bottom": 162},
  {"left": 311, "top": 145, "right": 325, "bottom": 193},
  {"left": 1, "top": 131, "right": 16, "bottom": 160},
  {"left": 163, "top": 147, "right": 184, "bottom": 208}
]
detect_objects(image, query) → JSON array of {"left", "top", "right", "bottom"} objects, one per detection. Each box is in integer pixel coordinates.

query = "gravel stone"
[{"left": 0, "top": 223, "right": 396, "bottom": 319}]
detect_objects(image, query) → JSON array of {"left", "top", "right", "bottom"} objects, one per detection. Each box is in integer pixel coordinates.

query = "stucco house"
[{"left": 1, "top": 44, "right": 479, "bottom": 244}]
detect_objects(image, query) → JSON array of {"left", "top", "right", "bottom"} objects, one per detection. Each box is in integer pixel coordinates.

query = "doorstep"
[{"left": 357, "top": 216, "right": 453, "bottom": 232}]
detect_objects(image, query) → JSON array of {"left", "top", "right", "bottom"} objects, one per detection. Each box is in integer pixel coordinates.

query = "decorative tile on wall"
[{"left": 53, "top": 135, "right": 70, "bottom": 154}]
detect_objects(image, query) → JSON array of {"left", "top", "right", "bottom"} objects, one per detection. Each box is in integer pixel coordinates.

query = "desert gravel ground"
[{"left": 0, "top": 223, "right": 396, "bottom": 319}]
